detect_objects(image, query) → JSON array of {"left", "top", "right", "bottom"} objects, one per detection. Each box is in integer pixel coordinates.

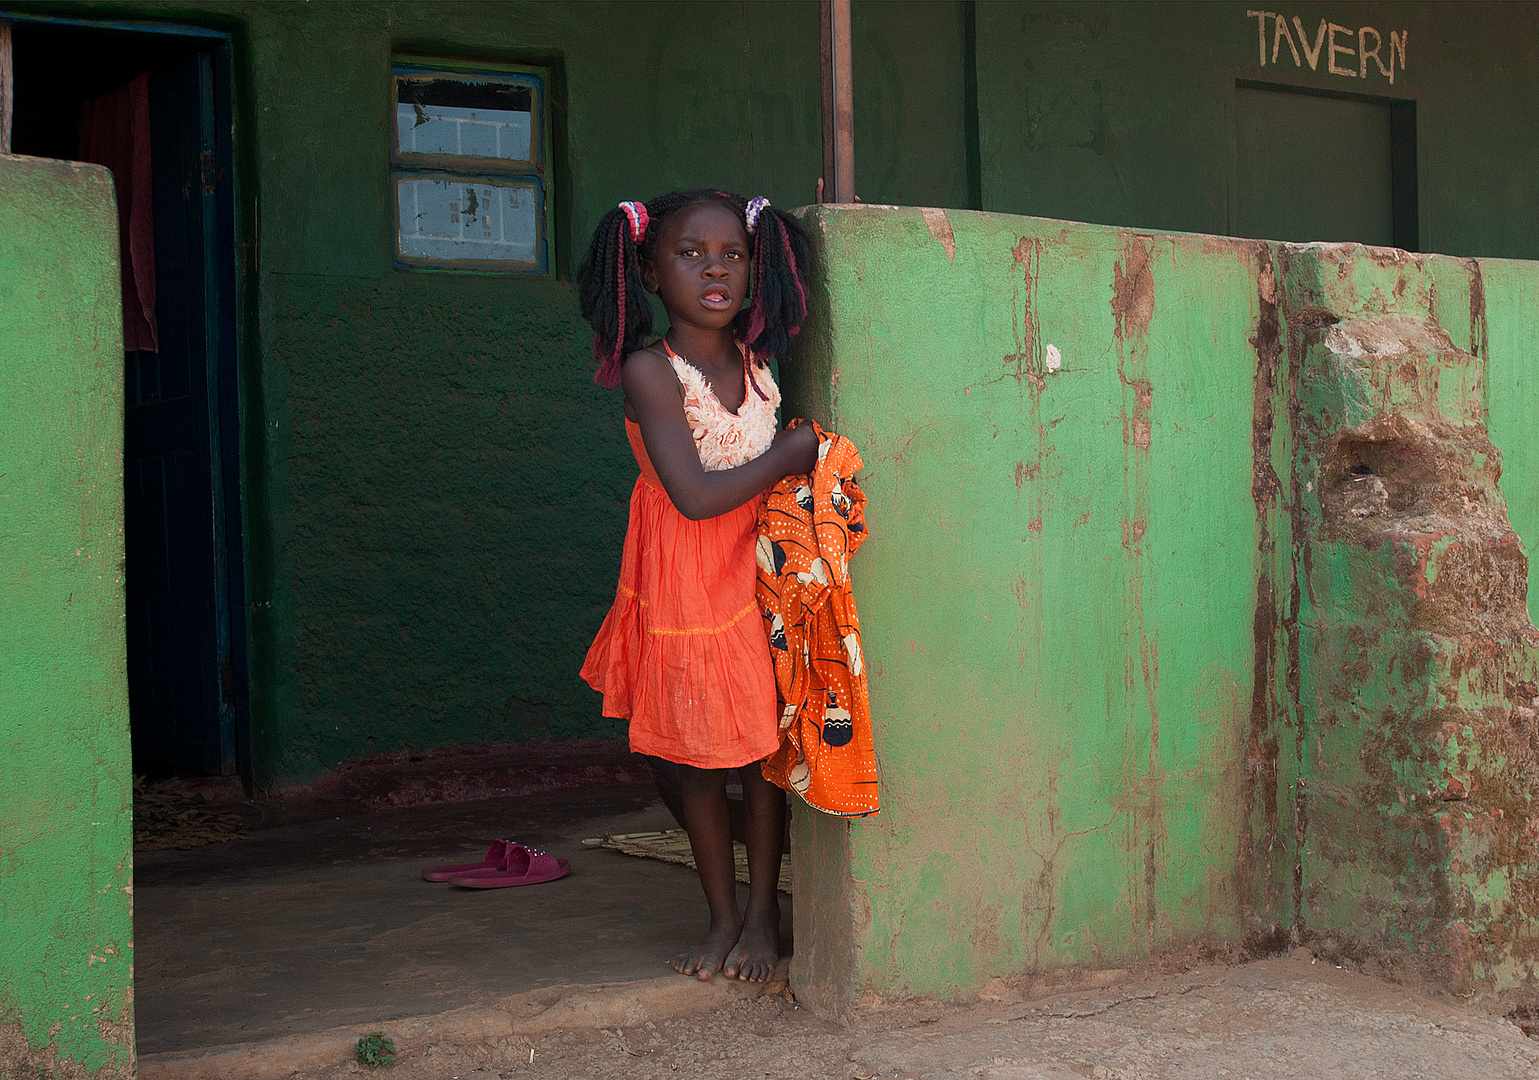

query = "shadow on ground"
[{"left": 134, "top": 742, "right": 790, "bottom": 1058}]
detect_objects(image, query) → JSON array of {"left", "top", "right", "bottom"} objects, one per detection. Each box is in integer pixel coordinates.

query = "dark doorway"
[
  {"left": 1233, "top": 82, "right": 1417, "bottom": 251},
  {"left": 10, "top": 19, "right": 247, "bottom": 778}
]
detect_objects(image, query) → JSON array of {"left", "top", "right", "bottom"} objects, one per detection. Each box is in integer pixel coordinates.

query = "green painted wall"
[
  {"left": 5, "top": 1, "right": 1538, "bottom": 789},
  {"left": 1481, "top": 260, "right": 1539, "bottom": 621},
  {"left": 974, "top": 2, "right": 1539, "bottom": 260},
  {"left": 785, "top": 205, "right": 1276, "bottom": 1005},
  {"left": 1278, "top": 247, "right": 1539, "bottom": 995},
  {"left": 0, "top": 157, "right": 135, "bottom": 1077},
  {"left": 786, "top": 206, "right": 1539, "bottom": 1007}
]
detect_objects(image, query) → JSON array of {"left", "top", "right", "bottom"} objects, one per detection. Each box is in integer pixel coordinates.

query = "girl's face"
[{"left": 641, "top": 202, "right": 751, "bottom": 332}]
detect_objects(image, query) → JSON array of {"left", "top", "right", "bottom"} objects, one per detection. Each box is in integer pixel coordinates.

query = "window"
[{"left": 391, "top": 59, "right": 552, "bottom": 272}]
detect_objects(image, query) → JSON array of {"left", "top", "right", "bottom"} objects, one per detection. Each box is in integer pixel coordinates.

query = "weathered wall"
[
  {"left": 1280, "top": 248, "right": 1539, "bottom": 995},
  {"left": 0, "top": 156, "right": 135, "bottom": 1076},
  {"left": 786, "top": 206, "right": 1539, "bottom": 1008},
  {"left": 785, "top": 205, "right": 1276, "bottom": 1005}
]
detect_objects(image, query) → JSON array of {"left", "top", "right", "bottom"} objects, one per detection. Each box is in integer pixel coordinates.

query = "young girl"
[{"left": 578, "top": 190, "right": 817, "bottom": 982}]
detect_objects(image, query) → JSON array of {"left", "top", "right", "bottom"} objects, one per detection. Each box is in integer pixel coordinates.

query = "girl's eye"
[{"left": 726, "top": 251, "right": 743, "bottom": 261}]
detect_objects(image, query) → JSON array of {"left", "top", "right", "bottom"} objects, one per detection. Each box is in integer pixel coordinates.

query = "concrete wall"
[
  {"left": 786, "top": 204, "right": 1539, "bottom": 1008},
  {"left": 0, "top": 157, "right": 135, "bottom": 1076},
  {"left": 785, "top": 206, "right": 1277, "bottom": 1006},
  {"left": 1283, "top": 248, "right": 1539, "bottom": 995}
]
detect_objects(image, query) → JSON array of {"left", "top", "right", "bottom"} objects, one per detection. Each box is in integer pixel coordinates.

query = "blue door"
[{"left": 123, "top": 52, "right": 236, "bottom": 774}]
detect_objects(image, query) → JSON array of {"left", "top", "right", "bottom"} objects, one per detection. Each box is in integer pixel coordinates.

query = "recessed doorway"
[
  {"left": 1233, "top": 82, "right": 1418, "bottom": 251},
  {"left": 9, "top": 17, "right": 248, "bottom": 778}
]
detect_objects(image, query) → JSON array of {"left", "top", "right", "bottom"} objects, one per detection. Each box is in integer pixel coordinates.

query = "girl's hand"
[{"left": 773, "top": 423, "right": 819, "bottom": 476}]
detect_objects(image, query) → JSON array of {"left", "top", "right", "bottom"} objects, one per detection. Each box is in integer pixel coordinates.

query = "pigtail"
[
  {"left": 738, "top": 203, "right": 810, "bottom": 365},
  {"left": 577, "top": 203, "right": 653, "bottom": 388}
]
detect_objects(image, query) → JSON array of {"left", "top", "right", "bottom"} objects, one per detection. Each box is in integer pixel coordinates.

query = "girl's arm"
[{"left": 623, "top": 347, "right": 818, "bottom": 521}]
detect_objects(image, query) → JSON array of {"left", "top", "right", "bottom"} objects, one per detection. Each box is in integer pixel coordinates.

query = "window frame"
[{"left": 389, "top": 56, "right": 554, "bottom": 274}]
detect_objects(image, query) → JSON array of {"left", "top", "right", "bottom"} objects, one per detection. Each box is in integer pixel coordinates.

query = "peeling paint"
[
  {"left": 920, "top": 207, "right": 957, "bottom": 263},
  {"left": 788, "top": 207, "right": 1539, "bottom": 1010},
  {"left": 1288, "top": 245, "right": 1539, "bottom": 995}
]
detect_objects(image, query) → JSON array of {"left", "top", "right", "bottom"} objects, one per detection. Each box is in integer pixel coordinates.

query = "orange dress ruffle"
[{"left": 581, "top": 355, "right": 782, "bottom": 769}]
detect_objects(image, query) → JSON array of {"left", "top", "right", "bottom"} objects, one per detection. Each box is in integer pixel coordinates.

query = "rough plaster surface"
[
  {"left": 788, "top": 206, "right": 1267, "bottom": 1006},
  {"left": 0, "top": 156, "right": 135, "bottom": 1076},
  {"left": 1281, "top": 246, "right": 1539, "bottom": 995},
  {"left": 786, "top": 206, "right": 1539, "bottom": 1009}
]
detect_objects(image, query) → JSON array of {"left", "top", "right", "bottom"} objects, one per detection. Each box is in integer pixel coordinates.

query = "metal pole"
[
  {"left": 819, "top": 0, "right": 853, "bottom": 203},
  {"left": 0, "top": 23, "right": 13, "bottom": 156}
]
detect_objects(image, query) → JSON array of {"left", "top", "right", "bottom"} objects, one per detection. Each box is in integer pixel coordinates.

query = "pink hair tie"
[
  {"left": 618, "top": 201, "right": 649, "bottom": 243},
  {"left": 745, "top": 196, "right": 770, "bottom": 234}
]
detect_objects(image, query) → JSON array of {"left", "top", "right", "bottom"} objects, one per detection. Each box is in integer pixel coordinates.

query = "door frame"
[
  {"left": 1230, "top": 77, "right": 1419, "bottom": 253},
  {"left": 3, "top": 10, "right": 253, "bottom": 785}
]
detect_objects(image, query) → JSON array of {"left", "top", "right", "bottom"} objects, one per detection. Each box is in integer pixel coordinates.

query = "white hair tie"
[{"left": 745, "top": 196, "right": 770, "bottom": 234}]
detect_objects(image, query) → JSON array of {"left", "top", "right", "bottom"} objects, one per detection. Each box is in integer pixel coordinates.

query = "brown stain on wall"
[
  {"left": 1112, "top": 234, "right": 1163, "bottom": 938},
  {"left": 1250, "top": 249, "right": 1283, "bottom": 532},
  {"left": 1112, "top": 238, "right": 1155, "bottom": 338},
  {"left": 0, "top": 1019, "right": 133, "bottom": 1080},
  {"left": 1005, "top": 236, "right": 1047, "bottom": 394},
  {"left": 1241, "top": 243, "right": 1285, "bottom": 940},
  {"left": 1114, "top": 239, "right": 1155, "bottom": 452},
  {"left": 1469, "top": 258, "right": 1489, "bottom": 360},
  {"left": 1278, "top": 247, "right": 1316, "bottom": 937}
]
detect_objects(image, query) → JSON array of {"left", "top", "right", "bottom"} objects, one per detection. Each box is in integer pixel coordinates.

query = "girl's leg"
[
  {"left": 672, "top": 765, "right": 741, "bottom": 979},
  {"left": 722, "top": 763, "right": 785, "bottom": 982}
]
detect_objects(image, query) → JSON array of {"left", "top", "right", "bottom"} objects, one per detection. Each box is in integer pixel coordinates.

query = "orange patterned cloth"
[{"left": 756, "top": 421, "right": 879, "bottom": 817}]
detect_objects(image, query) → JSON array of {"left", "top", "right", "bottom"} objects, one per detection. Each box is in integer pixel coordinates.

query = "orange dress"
[{"left": 581, "top": 345, "right": 782, "bottom": 769}]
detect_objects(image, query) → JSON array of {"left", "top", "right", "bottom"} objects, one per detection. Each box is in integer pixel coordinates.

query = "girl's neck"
[{"left": 664, "top": 326, "right": 739, "bottom": 370}]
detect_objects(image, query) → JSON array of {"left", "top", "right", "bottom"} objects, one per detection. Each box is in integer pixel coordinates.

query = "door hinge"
[{"left": 201, "top": 149, "right": 218, "bottom": 194}]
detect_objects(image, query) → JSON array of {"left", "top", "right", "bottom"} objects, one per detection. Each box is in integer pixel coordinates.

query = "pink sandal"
[
  {"left": 448, "top": 843, "right": 570, "bottom": 889},
  {"left": 421, "top": 839, "right": 514, "bottom": 882}
]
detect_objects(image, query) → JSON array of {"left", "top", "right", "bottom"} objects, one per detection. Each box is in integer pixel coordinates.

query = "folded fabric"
[{"left": 756, "top": 420, "right": 879, "bottom": 817}]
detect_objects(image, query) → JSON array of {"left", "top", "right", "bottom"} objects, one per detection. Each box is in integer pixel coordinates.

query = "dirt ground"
[
  {"left": 129, "top": 746, "right": 1539, "bottom": 1080},
  {"left": 144, "top": 949, "right": 1539, "bottom": 1080}
]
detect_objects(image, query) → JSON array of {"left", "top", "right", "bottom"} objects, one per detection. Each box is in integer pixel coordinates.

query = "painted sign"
[{"left": 1246, "top": 12, "right": 1407, "bottom": 83}]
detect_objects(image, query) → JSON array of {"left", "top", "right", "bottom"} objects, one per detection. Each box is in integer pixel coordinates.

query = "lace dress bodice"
[{"left": 667, "top": 349, "right": 781, "bottom": 472}]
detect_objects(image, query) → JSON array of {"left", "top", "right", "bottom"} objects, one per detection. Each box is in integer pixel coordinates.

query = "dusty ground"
[
  {"left": 131, "top": 745, "right": 1539, "bottom": 1080},
  {"left": 144, "top": 950, "right": 1539, "bottom": 1080}
]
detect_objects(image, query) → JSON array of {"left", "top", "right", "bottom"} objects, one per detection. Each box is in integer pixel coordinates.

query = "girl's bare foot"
[
  {"left": 722, "top": 905, "right": 780, "bottom": 982},
  {"left": 671, "top": 917, "right": 741, "bottom": 980}
]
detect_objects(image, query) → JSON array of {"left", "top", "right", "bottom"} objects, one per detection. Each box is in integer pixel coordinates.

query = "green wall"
[
  {"left": 785, "top": 205, "right": 1275, "bottom": 1005},
  {"left": 786, "top": 205, "right": 1539, "bottom": 1007},
  {"left": 6, "top": 1, "right": 1539, "bottom": 788},
  {"left": 0, "top": 157, "right": 135, "bottom": 1077},
  {"left": 974, "top": 2, "right": 1539, "bottom": 260},
  {"left": 1279, "top": 247, "right": 1539, "bottom": 995}
]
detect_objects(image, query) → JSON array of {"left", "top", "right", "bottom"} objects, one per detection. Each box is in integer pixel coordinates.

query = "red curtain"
[{"left": 79, "top": 73, "right": 158, "bottom": 353}]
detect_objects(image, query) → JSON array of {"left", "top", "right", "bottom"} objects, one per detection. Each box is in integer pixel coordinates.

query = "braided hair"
[{"left": 577, "top": 189, "right": 811, "bottom": 389}]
